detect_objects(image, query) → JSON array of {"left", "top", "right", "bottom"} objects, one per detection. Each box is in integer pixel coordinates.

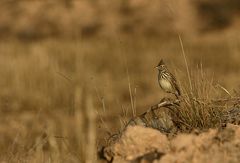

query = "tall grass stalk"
[
  {"left": 126, "top": 67, "right": 136, "bottom": 117},
  {"left": 86, "top": 95, "right": 96, "bottom": 163},
  {"left": 178, "top": 34, "right": 193, "bottom": 93},
  {"left": 74, "top": 86, "right": 85, "bottom": 162},
  {"left": 122, "top": 50, "right": 137, "bottom": 117}
]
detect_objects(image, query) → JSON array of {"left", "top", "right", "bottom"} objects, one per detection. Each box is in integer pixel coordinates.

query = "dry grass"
[
  {"left": 0, "top": 35, "right": 240, "bottom": 162},
  {"left": 175, "top": 67, "right": 224, "bottom": 130},
  {"left": 0, "top": 32, "right": 239, "bottom": 162},
  {"left": 171, "top": 35, "right": 225, "bottom": 131}
]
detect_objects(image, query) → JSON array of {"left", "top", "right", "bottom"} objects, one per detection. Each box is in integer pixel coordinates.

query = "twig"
[{"left": 140, "top": 98, "right": 180, "bottom": 117}]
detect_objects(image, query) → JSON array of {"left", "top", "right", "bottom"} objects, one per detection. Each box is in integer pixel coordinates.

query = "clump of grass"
[
  {"left": 175, "top": 67, "right": 225, "bottom": 131},
  {"left": 174, "top": 35, "right": 227, "bottom": 131}
]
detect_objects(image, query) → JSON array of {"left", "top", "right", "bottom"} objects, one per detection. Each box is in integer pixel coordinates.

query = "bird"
[{"left": 155, "top": 59, "right": 181, "bottom": 98}]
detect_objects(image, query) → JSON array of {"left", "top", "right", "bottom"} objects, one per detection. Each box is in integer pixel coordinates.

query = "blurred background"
[{"left": 0, "top": 0, "right": 240, "bottom": 162}]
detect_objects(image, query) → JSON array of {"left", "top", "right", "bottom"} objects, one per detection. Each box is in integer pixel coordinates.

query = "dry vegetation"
[{"left": 0, "top": 0, "right": 240, "bottom": 163}]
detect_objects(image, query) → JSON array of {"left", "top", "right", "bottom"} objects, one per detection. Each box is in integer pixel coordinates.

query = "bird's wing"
[{"left": 169, "top": 73, "right": 181, "bottom": 96}]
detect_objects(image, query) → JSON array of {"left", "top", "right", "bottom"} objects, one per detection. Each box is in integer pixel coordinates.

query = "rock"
[
  {"left": 103, "top": 124, "right": 240, "bottom": 163},
  {"left": 113, "top": 126, "right": 169, "bottom": 162}
]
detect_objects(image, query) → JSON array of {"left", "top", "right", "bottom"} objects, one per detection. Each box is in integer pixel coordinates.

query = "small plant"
[
  {"left": 175, "top": 67, "right": 225, "bottom": 131},
  {"left": 174, "top": 35, "right": 227, "bottom": 131}
]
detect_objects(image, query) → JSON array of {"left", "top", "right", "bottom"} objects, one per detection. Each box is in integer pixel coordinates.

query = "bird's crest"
[{"left": 157, "top": 59, "right": 165, "bottom": 67}]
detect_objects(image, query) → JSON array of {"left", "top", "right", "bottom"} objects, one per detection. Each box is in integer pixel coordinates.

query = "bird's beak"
[{"left": 155, "top": 66, "right": 158, "bottom": 69}]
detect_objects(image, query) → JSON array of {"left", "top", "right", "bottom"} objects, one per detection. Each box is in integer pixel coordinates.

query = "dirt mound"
[{"left": 102, "top": 124, "right": 240, "bottom": 163}]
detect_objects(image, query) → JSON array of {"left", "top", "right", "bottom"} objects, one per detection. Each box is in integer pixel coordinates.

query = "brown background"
[{"left": 0, "top": 0, "right": 239, "bottom": 162}]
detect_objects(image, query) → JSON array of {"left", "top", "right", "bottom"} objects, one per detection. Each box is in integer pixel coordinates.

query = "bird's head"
[{"left": 155, "top": 59, "right": 166, "bottom": 70}]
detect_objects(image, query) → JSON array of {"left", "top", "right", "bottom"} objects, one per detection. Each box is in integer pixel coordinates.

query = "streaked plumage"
[{"left": 156, "top": 59, "right": 181, "bottom": 98}]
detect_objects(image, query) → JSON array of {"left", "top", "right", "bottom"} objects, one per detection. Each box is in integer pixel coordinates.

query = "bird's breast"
[{"left": 159, "top": 79, "right": 173, "bottom": 92}]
